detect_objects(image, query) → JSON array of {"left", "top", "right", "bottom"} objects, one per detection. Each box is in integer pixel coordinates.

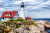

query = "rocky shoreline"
[
  {"left": 0, "top": 19, "right": 50, "bottom": 33},
  {"left": 35, "top": 20, "right": 50, "bottom": 33}
]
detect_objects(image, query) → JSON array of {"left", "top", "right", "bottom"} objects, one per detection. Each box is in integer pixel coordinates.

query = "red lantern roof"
[
  {"left": 18, "top": 17, "right": 22, "bottom": 18},
  {"left": 1, "top": 10, "right": 17, "bottom": 18},
  {"left": 25, "top": 17, "right": 31, "bottom": 19}
]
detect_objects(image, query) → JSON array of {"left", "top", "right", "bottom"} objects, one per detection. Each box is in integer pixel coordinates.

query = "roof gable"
[{"left": 1, "top": 11, "right": 17, "bottom": 18}]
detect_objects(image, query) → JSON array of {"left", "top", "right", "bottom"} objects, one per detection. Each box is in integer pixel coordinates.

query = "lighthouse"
[{"left": 21, "top": 2, "right": 25, "bottom": 19}]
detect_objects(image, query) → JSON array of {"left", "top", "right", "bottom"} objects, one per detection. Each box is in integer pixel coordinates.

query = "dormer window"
[
  {"left": 8, "top": 14, "right": 10, "bottom": 16},
  {"left": 12, "top": 14, "right": 13, "bottom": 15},
  {"left": 5, "top": 14, "right": 7, "bottom": 16},
  {"left": 5, "top": 14, "right": 10, "bottom": 16}
]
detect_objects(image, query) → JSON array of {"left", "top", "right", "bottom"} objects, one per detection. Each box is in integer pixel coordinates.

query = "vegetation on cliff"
[{"left": 0, "top": 18, "right": 36, "bottom": 33}]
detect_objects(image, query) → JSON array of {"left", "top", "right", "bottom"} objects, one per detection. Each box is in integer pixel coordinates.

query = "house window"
[
  {"left": 5, "top": 14, "right": 10, "bottom": 16},
  {"left": 8, "top": 14, "right": 10, "bottom": 16},
  {"left": 5, "top": 14, "right": 7, "bottom": 16},
  {"left": 12, "top": 14, "right": 13, "bottom": 15}
]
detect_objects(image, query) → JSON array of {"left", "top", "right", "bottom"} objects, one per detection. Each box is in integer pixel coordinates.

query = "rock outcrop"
[
  {"left": 0, "top": 20, "right": 50, "bottom": 33},
  {"left": 9, "top": 25, "right": 40, "bottom": 33},
  {"left": 35, "top": 20, "right": 49, "bottom": 33}
]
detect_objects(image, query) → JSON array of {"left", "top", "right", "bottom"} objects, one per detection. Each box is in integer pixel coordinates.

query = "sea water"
[
  {"left": 0, "top": 18, "right": 1, "bottom": 21},
  {"left": 0, "top": 18, "right": 50, "bottom": 33}
]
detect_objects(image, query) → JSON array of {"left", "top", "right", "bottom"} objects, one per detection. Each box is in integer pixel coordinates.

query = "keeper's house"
[{"left": 1, "top": 10, "right": 19, "bottom": 21}]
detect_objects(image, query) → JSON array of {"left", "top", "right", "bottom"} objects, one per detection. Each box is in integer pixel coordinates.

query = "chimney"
[
  {"left": 6, "top": 10, "right": 7, "bottom": 12},
  {"left": 13, "top": 10, "right": 15, "bottom": 11}
]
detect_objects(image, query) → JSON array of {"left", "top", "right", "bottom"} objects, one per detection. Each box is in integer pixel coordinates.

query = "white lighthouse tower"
[{"left": 21, "top": 2, "right": 25, "bottom": 19}]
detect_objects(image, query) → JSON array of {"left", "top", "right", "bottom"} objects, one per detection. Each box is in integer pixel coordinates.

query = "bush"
[
  {"left": 31, "top": 21, "right": 36, "bottom": 26},
  {"left": 10, "top": 19, "right": 14, "bottom": 22},
  {"left": 16, "top": 18, "right": 26, "bottom": 22},
  {"left": 16, "top": 25, "right": 21, "bottom": 28}
]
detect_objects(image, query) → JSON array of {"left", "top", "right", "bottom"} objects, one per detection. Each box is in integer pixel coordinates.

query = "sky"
[{"left": 0, "top": 0, "right": 50, "bottom": 18}]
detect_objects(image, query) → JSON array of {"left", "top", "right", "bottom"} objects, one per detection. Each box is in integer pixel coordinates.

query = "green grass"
[
  {"left": 31, "top": 21, "right": 36, "bottom": 26},
  {"left": 0, "top": 21, "right": 5, "bottom": 23}
]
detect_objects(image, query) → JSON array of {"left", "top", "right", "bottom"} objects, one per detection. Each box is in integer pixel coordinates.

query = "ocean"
[
  {"left": 0, "top": 18, "right": 1, "bottom": 21},
  {"left": 0, "top": 18, "right": 50, "bottom": 33},
  {"left": 32, "top": 18, "right": 50, "bottom": 22}
]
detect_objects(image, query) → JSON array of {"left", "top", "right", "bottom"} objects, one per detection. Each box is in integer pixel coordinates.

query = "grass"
[
  {"left": 31, "top": 21, "right": 36, "bottom": 26},
  {"left": 0, "top": 21, "right": 5, "bottom": 23}
]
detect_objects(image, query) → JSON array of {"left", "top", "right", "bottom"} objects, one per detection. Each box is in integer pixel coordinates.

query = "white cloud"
[
  {"left": 23, "top": 0, "right": 35, "bottom": 2},
  {"left": 5, "top": 7, "right": 10, "bottom": 8},
  {"left": 0, "top": 8, "right": 5, "bottom": 11},
  {"left": 0, "top": 0, "right": 3, "bottom": 3},
  {"left": 11, "top": 1, "right": 22, "bottom": 4},
  {"left": 5, "top": 4, "right": 9, "bottom": 6},
  {"left": 41, "top": 1, "right": 50, "bottom": 5},
  {"left": 5, "top": 6, "right": 20, "bottom": 11},
  {"left": 25, "top": 11, "right": 50, "bottom": 18},
  {"left": 29, "top": 0, "right": 50, "bottom": 9},
  {"left": 0, "top": 0, "right": 50, "bottom": 18}
]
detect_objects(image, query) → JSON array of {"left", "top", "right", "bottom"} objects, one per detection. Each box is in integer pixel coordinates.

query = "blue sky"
[{"left": 0, "top": 0, "right": 50, "bottom": 18}]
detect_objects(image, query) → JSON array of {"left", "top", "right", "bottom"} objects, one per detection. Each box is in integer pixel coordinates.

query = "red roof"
[
  {"left": 1, "top": 10, "right": 17, "bottom": 18},
  {"left": 18, "top": 17, "right": 22, "bottom": 18},
  {"left": 25, "top": 17, "right": 31, "bottom": 19}
]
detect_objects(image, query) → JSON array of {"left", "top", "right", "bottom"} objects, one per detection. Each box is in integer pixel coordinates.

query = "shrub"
[
  {"left": 14, "top": 20, "right": 17, "bottom": 22},
  {"left": 16, "top": 25, "right": 21, "bottom": 28},
  {"left": 16, "top": 18, "right": 26, "bottom": 22},
  {"left": 31, "top": 21, "right": 36, "bottom": 26},
  {"left": 10, "top": 19, "right": 14, "bottom": 22}
]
